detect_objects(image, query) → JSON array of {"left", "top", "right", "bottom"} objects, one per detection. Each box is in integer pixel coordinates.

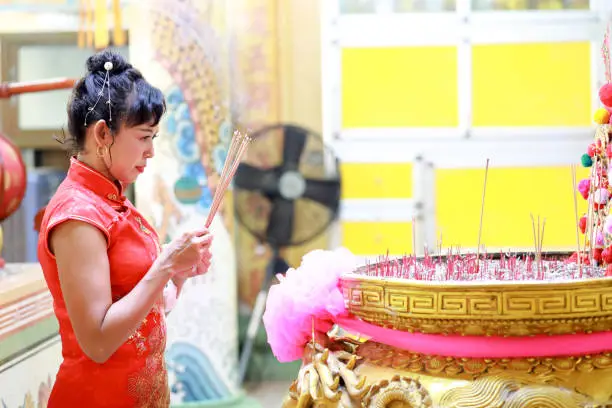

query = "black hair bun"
[{"left": 86, "top": 49, "right": 132, "bottom": 75}]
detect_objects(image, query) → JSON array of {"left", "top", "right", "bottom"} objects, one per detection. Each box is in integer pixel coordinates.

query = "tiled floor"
[{"left": 245, "top": 381, "right": 292, "bottom": 408}]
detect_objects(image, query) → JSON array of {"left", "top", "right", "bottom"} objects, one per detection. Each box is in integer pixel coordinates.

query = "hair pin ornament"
[{"left": 84, "top": 60, "right": 113, "bottom": 126}]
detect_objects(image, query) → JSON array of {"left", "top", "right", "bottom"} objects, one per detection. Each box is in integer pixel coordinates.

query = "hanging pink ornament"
[
  {"left": 578, "top": 179, "right": 591, "bottom": 199},
  {"left": 579, "top": 215, "right": 587, "bottom": 234},
  {"left": 596, "top": 231, "right": 606, "bottom": 248},
  {"left": 594, "top": 188, "right": 611, "bottom": 204},
  {"left": 601, "top": 83, "right": 612, "bottom": 107}
]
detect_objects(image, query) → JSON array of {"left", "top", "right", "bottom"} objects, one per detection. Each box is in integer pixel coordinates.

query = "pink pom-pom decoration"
[
  {"left": 596, "top": 231, "right": 606, "bottom": 248},
  {"left": 262, "top": 248, "right": 357, "bottom": 363},
  {"left": 594, "top": 188, "right": 611, "bottom": 205},
  {"left": 600, "top": 83, "right": 612, "bottom": 107},
  {"left": 578, "top": 179, "right": 591, "bottom": 200},
  {"left": 587, "top": 143, "right": 597, "bottom": 157}
]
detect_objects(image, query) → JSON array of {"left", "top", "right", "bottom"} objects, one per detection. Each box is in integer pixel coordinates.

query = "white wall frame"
[
  {"left": 325, "top": 0, "right": 607, "bottom": 144},
  {"left": 321, "top": 0, "right": 605, "bottom": 255},
  {"left": 340, "top": 199, "right": 417, "bottom": 222},
  {"left": 321, "top": 0, "right": 342, "bottom": 147},
  {"left": 332, "top": 138, "right": 590, "bottom": 168}
]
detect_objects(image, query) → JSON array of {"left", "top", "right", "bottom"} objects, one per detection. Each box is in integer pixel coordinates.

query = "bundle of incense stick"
[
  {"left": 530, "top": 214, "right": 546, "bottom": 279},
  {"left": 205, "top": 130, "right": 251, "bottom": 228},
  {"left": 360, "top": 251, "right": 605, "bottom": 282}
]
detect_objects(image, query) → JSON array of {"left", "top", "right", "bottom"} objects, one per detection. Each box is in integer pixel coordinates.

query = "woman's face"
[{"left": 106, "top": 122, "right": 158, "bottom": 185}]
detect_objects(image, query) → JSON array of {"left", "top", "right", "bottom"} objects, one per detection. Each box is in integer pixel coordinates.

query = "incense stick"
[
  {"left": 537, "top": 216, "right": 541, "bottom": 267},
  {"left": 528, "top": 213, "right": 546, "bottom": 278},
  {"left": 539, "top": 218, "right": 546, "bottom": 256},
  {"left": 571, "top": 165, "right": 582, "bottom": 275},
  {"left": 539, "top": 217, "right": 546, "bottom": 278},
  {"left": 530, "top": 214, "right": 538, "bottom": 264},
  {"left": 412, "top": 216, "right": 417, "bottom": 260},
  {"left": 476, "top": 159, "right": 490, "bottom": 265},
  {"left": 219, "top": 130, "right": 242, "bottom": 182},
  {"left": 205, "top": 136, "right": 250, "bottom": 227},
  {"left": 205, "top": 132, "right": 251, "bottom": 228},
  {"left": 584, "top": 164, "right": 593, "bottom": 262}
]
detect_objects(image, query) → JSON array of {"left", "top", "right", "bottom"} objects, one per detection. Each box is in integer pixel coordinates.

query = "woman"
[{"left": 37, "top": 49, "right": 210, "bottom": 407}]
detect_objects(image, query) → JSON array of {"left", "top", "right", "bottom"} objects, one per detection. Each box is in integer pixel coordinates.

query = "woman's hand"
[
  {"left": 162, "top": 232, "right": 212, "bottom": 315},
  {"left": 170, "top": 245, "right": 213, "bottom": 293},
  {"left": 154, "top": 229, "right": 213, "bottom": 281}
]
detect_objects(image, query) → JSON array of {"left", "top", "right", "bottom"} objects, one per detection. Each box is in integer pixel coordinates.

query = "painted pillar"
[
  {"left": 129, "top": 0, "right": 238, "bottom": 404},
  {"left": 228, "top": 0, "right": 281, "bottom": 331},
  {"left": 229, "top": 0, "right": 329, "bottom": 381}
]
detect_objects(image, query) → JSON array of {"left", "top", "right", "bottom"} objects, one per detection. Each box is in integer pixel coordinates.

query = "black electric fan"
[{"left": 234, "top": 123, "right": 341, "bottom": 383}]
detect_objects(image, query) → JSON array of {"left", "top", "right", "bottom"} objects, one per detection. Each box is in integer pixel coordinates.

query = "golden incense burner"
[
  {"left": 341, "top": 273, "right": 612, "bottom": 338},
  {"left": 280, "top": 253, "right": 612, "bottom": 408}
]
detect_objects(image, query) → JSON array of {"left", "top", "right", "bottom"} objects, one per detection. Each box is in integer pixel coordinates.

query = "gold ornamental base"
[{"left": 282, "top": 340, "right": 612, "bottom": 408}]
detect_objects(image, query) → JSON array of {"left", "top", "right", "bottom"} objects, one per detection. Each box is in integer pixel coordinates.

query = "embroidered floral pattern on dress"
[
  {"left": 127, "top": 303, "right": 170, "bottom": 407},
  {"left": 127, "top": 327, "right": 147, "bottom": 356}
]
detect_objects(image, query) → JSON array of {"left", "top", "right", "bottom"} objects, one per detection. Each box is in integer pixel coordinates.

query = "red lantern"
[
  {"left": 0, "top": 132, "right": 26, "bottom": 222},
  {"left": 0, "top": 77, "right": 76, "bottom": 265},
  {"left": 0, "top": 78, "right": 76, "bottom": 224}
]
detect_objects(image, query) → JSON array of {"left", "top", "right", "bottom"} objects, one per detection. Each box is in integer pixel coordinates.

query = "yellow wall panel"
[
  {"left": 342, "top": 221, "right": 413, "bottom": 255},
  {"left": 472, "top": 42, "right": 591, "bottom": 127},
  {"left": 341, "top": 163, "right": 413, "bottom": 199},
  {"left": 341, "top": 46, "right": 459, "bottom": 128},
  {"left": 435, "top": 166, "right": 590, "bottom": 250}
]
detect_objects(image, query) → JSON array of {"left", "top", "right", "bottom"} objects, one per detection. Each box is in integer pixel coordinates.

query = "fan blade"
[
  {"left": 266, "top": 197, "right": 294, "bottom": 246},
  {"left": 282, "top": 125, "right": 307, "bottom": 171},
  {"left": 302, "top": 178, "right": 341, "bottom": 211},
  {"left": 234, "top": 163, "right": 280, "bottom": 194}
]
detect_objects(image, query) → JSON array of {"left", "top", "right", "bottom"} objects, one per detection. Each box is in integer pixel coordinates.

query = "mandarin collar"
[{"left": 68, "top": 157, "right": 126, "bottom": 203}]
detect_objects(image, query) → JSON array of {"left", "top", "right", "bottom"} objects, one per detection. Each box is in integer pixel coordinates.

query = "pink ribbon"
[{"left": 335, "top": 315, "right": 612, "bottom": 358}]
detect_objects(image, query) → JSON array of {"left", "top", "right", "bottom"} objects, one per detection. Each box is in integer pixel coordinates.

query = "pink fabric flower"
[{"left": 262, "top": 248, "right": 357, "bottom": 362}]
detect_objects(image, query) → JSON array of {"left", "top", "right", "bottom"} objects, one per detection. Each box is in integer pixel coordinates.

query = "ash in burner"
[{"left": 355, "top": 251, "right": 607, "bottom": 282}]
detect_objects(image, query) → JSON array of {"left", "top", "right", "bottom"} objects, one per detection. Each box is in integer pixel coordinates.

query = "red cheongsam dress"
[{"left": 38, "top": 157, "right": 170, "bottom": 408}]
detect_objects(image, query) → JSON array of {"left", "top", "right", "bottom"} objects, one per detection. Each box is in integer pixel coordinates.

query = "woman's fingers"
[
  {"left": 191, "top": 228, "right": 209, "bottom": 238},
  {"left": 175, "top": 256, "right": 212, "bottom": 279},
  {"left": 199, "top": 247, "right": 212, "bottom": 260},
  {"left": 180, "top": 234, "right": 212, "bottom": 264},
  {"left": 192, "top": 233, "right": 213, "bottom": 248}
]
